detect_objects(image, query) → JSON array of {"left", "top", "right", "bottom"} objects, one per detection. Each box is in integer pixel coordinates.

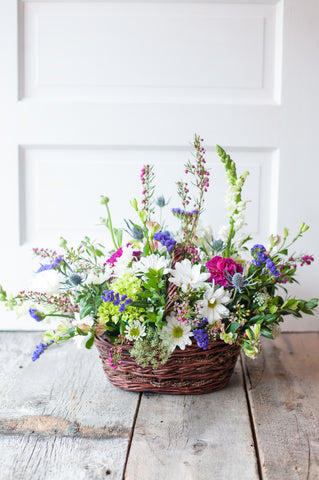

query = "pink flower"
[
  {"left": 206, "top": 256, "right": 243, "bottom": 286},
  {"left": 106, "top": 248, "right": 123, "bottom": 266}
]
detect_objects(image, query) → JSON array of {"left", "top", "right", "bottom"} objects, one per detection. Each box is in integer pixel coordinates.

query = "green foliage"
[
  {"left": 133, "top": 268, "right": 167, "bottom": 328},
  {"left": 130, "top": 326, "right": 171, "bottom": 369}
]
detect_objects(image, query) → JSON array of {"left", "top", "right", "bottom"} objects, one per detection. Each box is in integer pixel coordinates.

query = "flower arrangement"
[{"left": 1, "top": 135, "right": 317, "bottom": 376}]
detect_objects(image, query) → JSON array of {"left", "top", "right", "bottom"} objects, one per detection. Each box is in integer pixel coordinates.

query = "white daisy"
[
  {"left": 169, "top": 259, "right": 210, "bottom": 292},
  {"left": 124, "top": 320, "right": 146, "bottom": 341},
  {"left": 133, "top": 254, "right": 170, "bottom": 275},
  {"left": 159, "top": 314, "right": 193, "bottom": 351},
  {"left": 197, "top": 284, "right": 231, "bottom": 324}
]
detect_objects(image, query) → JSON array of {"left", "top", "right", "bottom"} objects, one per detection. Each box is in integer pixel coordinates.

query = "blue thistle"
[
  {"left": 69, "top": 273, "right": 83, "bottom": 286},
  {"left": 124, "top": 220, "right": 144, "bottom": 241},
  {"left": 156, "top": 195, "right": 169, "bottom": 207},
  {"left": 225, "top": 269, "right": 256, "bottom": 293},
  {"left": 213, "top": 239, "right": 225, "bottom": 252}
]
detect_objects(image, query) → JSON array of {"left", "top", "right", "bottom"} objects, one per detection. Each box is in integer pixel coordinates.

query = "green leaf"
[
  {"left": 146, "top": 312, "right": 157, "bottom": 323},
  {"left": 143, "top": 243, "right": 150, "bottom": 256},
  {"left": 130, "top": 198, "right": 138, "bottom": 211},
  {"left": 260, "top": 326, "right": 274, "bottom": 339},
  {"left": 76, "top": 327, "right": 87, "bottom": 336},
  {"left": 85, "top": 335, "right": 95, "bottom": 349},
  {"left": 68, "top": 327, "right": 75, "bottom": 337},
  {"left": 305, "top": 298, "right": 318, "bottom": 309},
  {"left": 80, "top": 304, "right": 94, "bottom": 320},
  {"left": 269, "top": 305, "right": 278, "bottom": 314},
  {"left": 227, "top": 322, "right": 240, "bottom": 333}
]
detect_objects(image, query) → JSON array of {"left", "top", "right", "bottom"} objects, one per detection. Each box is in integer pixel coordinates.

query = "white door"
[{"left": 0, "top": 0, "right": 318, "bottom": 331}]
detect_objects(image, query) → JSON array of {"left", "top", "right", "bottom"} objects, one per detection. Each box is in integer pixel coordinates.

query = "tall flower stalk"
[
  {"left": 141, "top": 164, "right": 155, "bottom": 221},
  {"left": 216, "top": 145, "right": 249, "bottom": 257},
  {"left": 176, "top": 134, "right": 210, "bottom": 246}
]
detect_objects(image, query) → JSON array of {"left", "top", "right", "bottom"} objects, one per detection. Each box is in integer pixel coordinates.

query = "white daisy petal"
[
  {"left": 169, "top": 259, "right": 210, "bottom": 291},
  {"left": 159, "top": 314, "right": 193, "bottom": 352},
  {"left": 125, "top": 320, "right": 146, "bottom": 341},
  {"left": 197, "top": 284, "right": 231, "bottom": 325},
  {"left": 133, "top": 254, "right": 171, "bottom": 275}
]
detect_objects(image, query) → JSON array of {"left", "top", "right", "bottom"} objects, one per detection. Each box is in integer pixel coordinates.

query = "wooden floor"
[{"left": 0, "top": 332, "right": 318, "bottom": 480}]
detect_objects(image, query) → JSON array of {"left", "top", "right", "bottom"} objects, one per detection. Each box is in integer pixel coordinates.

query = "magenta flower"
[
  {"left": 106, "top": 248, "right": 123, "bottom": 266},
  {"left": 206, "top": 256, "right": 243, "bottom": 286}
]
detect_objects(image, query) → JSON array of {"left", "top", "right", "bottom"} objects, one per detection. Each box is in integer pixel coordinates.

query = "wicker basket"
[{"left": 95, "top": 335, "right": 240, "bottom": 394}]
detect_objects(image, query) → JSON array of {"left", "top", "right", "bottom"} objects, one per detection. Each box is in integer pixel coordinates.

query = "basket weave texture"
[
  {"left": 95, "top": 244, "right": 240, "bottom": 394},
  {"left": 95, "top": 335, "right": 240, "bottom": 394}
]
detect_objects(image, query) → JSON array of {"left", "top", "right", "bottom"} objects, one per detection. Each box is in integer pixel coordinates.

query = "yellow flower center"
[
  {"left": 208, "top": 299, "right": 217, "bottom": 309},
  {"left": 172, "top": 326, "right": 183, "bottom": 338},
  {"left": 130, "top": 327, "right": 140, "bottom": 337}
]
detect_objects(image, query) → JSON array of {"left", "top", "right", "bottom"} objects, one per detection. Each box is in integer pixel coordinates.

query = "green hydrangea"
[
  {"left": 98, "top": 273, "right": 146, "bottom": 328},
  {"left": 112, "top": 273, "right": 142, "bottom": 300}
]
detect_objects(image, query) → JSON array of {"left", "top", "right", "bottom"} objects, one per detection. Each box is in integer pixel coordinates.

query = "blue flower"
[
  {"left": 29, "top": 308, "right": 44, "bottom": 322},
  {"left": 172, "top": 208, "right": 198, "bottom": 217},
  {"left": 213, "top": 239, "right": 224, "bottom": 252},
  {"left": 251, "top": 244, "right": 266, "bottom": 254},
  {"left": 193, "top": 319, "right": 209, "bottom": 350},
  {"left": 102, "top": 290, "right": 132, "bottom": 312},
  {"left": 124, "top": 220, "right": 144, "bottom": 241},
  {"left": 153, "top": 232, "right": 176, "bottom": 252},
  {"left": 251, "top": 246, "right": 280, "bottom": 278},
  {"left": 36, "top": 256, "right": 63, "bottom": 273},
  {"left": 156, "top": 195, "right": 169, "bottom": 207},
  {"left": 68, "top": 273, "right": 82, "bottom": 286},
  {"left": 32, "top": 340, "right": 54, "bottom": 362},
  {"left": 225, "top": 271, "right": 257, "bottom": 293}
]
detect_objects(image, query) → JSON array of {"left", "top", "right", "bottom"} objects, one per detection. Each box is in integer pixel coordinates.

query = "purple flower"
[
  {"left": 193, "top": 318, "right": 209, "bottom": 350},
  {"left": 251, "top": 246, "right": 280, "bottom": 277},
  {"left": 154, "top": 232, "right": 176, "bottom": 252},
  {"left": 251, "top": 244, "right": 266, "bottom": 254},
  {"left": 36, "top": 256, "right": 63, "bottom": 273},
  {"left": 29, "top": 308, "right": 43, "bottom": 322},
  {"left": 32, "top": 340, "right": 54, "bottom": 361},
  {"left": 252, "top": 259, "right": 261, "bottom": 267},
  {"left": 172, "top": 208, "right": 198, "bottom": 217},
  {"left": 102, "top": 290, "right": 132, "bottom": 312}
]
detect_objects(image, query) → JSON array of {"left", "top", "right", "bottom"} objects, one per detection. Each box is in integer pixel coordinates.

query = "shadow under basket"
[{"left": 95, "top": 335, "right": 240, "bottom": 395}]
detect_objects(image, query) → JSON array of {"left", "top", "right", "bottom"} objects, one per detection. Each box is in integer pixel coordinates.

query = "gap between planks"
[
  {"left": 122, "top": 392, "right": 142, "bottom": 480},
  {"left": 240, "top": 352, "right": 263, "bottom": 480}
]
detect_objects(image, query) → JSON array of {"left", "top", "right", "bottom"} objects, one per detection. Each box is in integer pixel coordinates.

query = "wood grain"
[
  {"left": 0, "top": 332, "right": 140, "bottom": 480},
  {"left": 243, "top": 333, "right": 319, "bottom": 480},
  {"left": 125, "top": 361, "right": 259, "bottom": 480}
]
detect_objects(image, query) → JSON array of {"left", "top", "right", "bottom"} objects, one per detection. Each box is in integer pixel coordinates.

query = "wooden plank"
[
  {"left": 0, "top": 331, "right": 43, "bottom": 398},
  {"left": 243, "top": 333, "right": 319, "bottom": 480},
  {"left": 0, "top": 434, "right": 128, "bottom": 480},
  {"left": 0, "top": 332, "right": 140, "bottom": 480},
  {"left": 125, "top": 361, "right": 259, "bottom": 480}
]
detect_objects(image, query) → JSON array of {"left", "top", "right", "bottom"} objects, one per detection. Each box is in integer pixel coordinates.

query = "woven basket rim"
[{"left": 94, "top": 333, "right": 240, "bottom": 394}]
